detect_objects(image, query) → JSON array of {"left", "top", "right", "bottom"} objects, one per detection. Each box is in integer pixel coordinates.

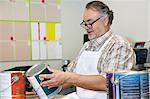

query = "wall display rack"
[{"left": 0, "top": 0, "right": 62, "bottom": 71}]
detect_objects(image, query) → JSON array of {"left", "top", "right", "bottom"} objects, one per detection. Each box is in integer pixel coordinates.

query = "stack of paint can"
[
  {"left": 0, "top": 71, "right": 25, "bottom": 99},
  {"left": 106, "top": 71, "right": 149, "bottom": 99},
  {"left": 145, "top": 63, "right": 150, "bottom": 98}
]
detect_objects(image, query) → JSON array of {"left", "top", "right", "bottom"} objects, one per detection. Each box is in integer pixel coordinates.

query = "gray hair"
[{"left": 86, "top": 1, "right": 114, "bottom": 25}]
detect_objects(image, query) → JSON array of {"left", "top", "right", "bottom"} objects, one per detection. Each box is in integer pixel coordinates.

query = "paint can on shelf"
[
  {"left": 0, "top": 71, "right": 25, "bottom": 99},
  {"left": 106, "top": 71, "right": 149, "bottom": 99},
  {"left": 26, "top": 63, "right": 61, "bottom": 99}
]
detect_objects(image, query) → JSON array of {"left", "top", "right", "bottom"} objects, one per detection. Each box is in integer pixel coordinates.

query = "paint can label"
[
  {"left": 107, "top": 71, "right": 149, "bottom": 99},
  {"left": 0, "top": 71, "right": 25, "bottom": 99}
]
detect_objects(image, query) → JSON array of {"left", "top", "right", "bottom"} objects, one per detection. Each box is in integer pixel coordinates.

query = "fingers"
[
  {"left": 47, "top": 66, "right": 54, "bottom": 72},
  {"left": 39, "top": 67, "right": 56, "bottom": 80},
  {"left": 39, "top": 74, "right": 54, "bottom": 80},
  {"left": 39, "top": 68, "right": 64, "bottom": 88},
  {"left": 39, "top": 73, "right": 57, "bottom": 88},
  {"left": 42, "top": 80, "right": 55, "bottom": 86},
  {"left": 40, "top": 79, "right": 58, "bottom": 88},
  {"left": 47, "top": 66, "right": 58, "bottom": 73}
]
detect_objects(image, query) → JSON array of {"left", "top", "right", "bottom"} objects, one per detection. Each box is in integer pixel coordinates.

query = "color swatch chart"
[{"left": 0, "top": 0, "right": 62, "bottom": 61}]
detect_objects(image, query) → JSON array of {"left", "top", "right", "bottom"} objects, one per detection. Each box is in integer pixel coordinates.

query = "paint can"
[
  {"left": 0, "top": 71, "right": 25, "bottom": 99},
  {"left": 26, "top": 64, "right": 62, "bottom": 99},
  {"left": 106, "top": 71, "right": 149, "bottom": 99},
  {"left": 147, "top": 69, "right": 150, "bottom": 98}
]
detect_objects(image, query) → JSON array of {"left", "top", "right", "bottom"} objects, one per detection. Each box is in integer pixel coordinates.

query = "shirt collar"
[{"left": 88, "top": 30, "right": 113, "bottom": 49}]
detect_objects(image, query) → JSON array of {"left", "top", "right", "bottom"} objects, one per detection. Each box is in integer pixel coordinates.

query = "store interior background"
[
  {"left": 0, "top": 0, "right": 150, "bottom": 70},
  {"left": 62, "top": 0, "right": 150, "bottom": 61},
  {"left": 0, "top": 0, "right": 150, "bottom": 97}
]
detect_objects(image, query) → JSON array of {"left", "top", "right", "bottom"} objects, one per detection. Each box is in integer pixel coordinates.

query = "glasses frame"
[{"left": 80, "top": 16, "right": 103, "bottom": 28}]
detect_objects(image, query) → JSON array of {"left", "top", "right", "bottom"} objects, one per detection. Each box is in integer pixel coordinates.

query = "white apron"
[{"left": 75, "top": 35, "right": 113, "bottom": 99}]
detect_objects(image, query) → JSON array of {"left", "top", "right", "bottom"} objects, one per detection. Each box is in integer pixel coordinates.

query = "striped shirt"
[{"left": 67, "top": 30, "right": 136, "bottom": 73}]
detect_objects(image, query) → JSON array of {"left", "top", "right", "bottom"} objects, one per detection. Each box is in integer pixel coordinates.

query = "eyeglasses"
[{"left": 80, "top": 16, "right": 103, "bottom": 28}]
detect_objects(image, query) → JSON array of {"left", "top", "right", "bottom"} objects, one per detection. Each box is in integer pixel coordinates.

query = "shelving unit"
[
  {"left": 0, "top": 0, "right": 62, "bottom": 71},
  {"left": 0, "top": 59, "right": 63, "bottom": 72}
]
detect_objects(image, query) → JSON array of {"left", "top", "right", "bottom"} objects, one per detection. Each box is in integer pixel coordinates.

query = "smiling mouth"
[
  {"left": 86, "top": 28, "right": 93, "bottom": 34},
  {"left": 87, "top": 31, "right": 93, "bottom": 34}
]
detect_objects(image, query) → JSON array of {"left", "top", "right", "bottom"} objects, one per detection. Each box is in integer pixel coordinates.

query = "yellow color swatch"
[
  {"left": 56, "top": 0, "right": 61, "bottom": 5},
  {"left": 46, "top": 22, "right": 56, "bottom": 40}
]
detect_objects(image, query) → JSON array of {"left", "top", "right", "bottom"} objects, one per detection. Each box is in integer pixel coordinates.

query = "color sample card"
[
  {"left": 40, "top": 23, "right": 46, "bottom": 40},
  {"left": 31, "top": 41, "right": 40, "bottom": 60},
  {"left": 31, "top": 22, "right": 39, "bottom": 40},
  {"left": 15, "top": 41, "right": 30, "bottom": 61},
  {"left": 0, "top": 22, "right": 13, "bottom": 40},
  {"left": 55, "top": 23, "right": 62, "bottom": 40},
  {"left": 30, "top": 3, "right": 45, "bottom": 21},
  {"left": 46, "top": 4, "right": 61, "bottom": 22},
  {"left": 46, "top": 22, "right": 56, "bottom": 40},
  {"left": 0, "top": 1, "right": 13, "bottom": 20},
  {"left": 0, "top": 42, "right": 14, "bottom": 61},
  {"left": 14, "top": 22, "right": 30, "bottom": 40},
  {"left": 13, "top": 1, "right": 28, "bottom": 20},
  {"left": 47, "top": 40, "right": 62, "bottom": 59},
  {"left": 40, "top": 41, "right": 47, "bottom": 60}
]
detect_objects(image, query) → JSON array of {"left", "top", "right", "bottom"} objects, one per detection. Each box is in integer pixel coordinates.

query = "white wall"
[
  {"left": 148, "top": 0, "right": 150, "bottom": 40},
  {"left": 61, "top": 0, "right": 85, "bottom": 60},
  {"left": 107, "top": 0, "right": 149, "bottom": 42},
  {"left": 61, "top": 0, "right": 150, "bottom": 60}
]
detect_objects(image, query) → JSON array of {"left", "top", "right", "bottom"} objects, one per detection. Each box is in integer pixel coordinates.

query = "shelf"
[
  {"left": 145, "top": 63, "right": 150, "bottom": 68},
  {"left": 0, "top": 59, "right": 63, "bottom": 72}
]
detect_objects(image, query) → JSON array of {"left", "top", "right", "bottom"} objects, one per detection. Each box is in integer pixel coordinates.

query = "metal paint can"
[
  {"left": 106, "top": 71, "right": 149, "bottom": 99},
  {"left": 26, "top": 64, "right": 61, "bottom": 99},
  {"left": 0, "top": 71, "right": 25, "bottom": 99},
  {"left": 147, "top": 69, "right": 150, "bottom": 98}
]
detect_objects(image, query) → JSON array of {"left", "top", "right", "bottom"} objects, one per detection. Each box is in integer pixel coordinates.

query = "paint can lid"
[{"left": 26, "top": 64, "right": 47, "bottom": 77}]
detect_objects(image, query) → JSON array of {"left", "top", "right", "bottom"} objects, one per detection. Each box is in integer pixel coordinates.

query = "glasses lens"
[
  {"left": 81, "top": 22, "right": 93, "bottom": 29},
  {"left": 80, "top": 21, "right": 86, "bottom": 27},
  {"left": 80, "top": 16, "right": 103, "bottom": 28}
]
